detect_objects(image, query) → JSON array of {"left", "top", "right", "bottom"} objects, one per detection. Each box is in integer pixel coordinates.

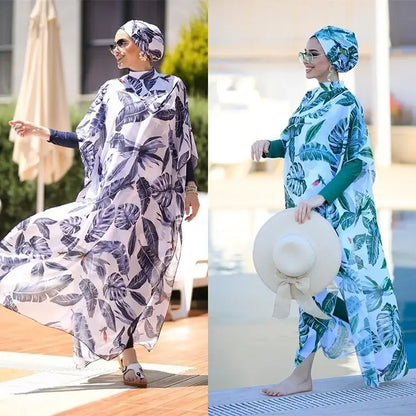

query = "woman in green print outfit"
[{"left": 251, "top": 26, "right": 408, "bottom": 396}]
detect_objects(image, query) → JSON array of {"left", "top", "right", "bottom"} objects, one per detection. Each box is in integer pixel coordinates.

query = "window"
[
  {"left": 82, "top": 0, "right": 166, "bottom": 94},
  {"left": 389, "top": 0, "right": 416, "bottom": 48},
  {"left": 0, "top": 0, "right": 13, "bottom": 96}
]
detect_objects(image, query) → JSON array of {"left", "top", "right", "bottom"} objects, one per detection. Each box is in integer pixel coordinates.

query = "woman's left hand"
[
  {"left": 295, "top": 195, "right": 326, "bottom": 224},
  {"left": 185, "top": 192, "right": 200, "bottom": 222}
]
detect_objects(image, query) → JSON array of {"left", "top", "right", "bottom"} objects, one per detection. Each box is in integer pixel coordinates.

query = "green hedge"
[
  {"left": 161, "top": 1, "right": 208, "bottom": 97},
  {"left": 0, "top": 97, "right": 207, "bottom": 238}
]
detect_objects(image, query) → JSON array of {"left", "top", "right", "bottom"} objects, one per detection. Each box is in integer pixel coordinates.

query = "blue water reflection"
[
  {"left": 392, "top": 211, "right": 416, "bottom": 368},
  {"left": 209, "top": 208, "right": 416, "bottom": 368}
]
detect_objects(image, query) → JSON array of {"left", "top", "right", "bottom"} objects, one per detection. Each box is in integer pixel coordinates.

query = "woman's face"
[
  {"left": 111, "top": 29, "right": 144, "bottom": 70},
  {"left": 302, "top": 37, "right": 332, "bottom": 82}
]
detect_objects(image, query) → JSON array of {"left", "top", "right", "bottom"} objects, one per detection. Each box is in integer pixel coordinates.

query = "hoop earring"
[
  {"left": 139, "top": 51, "right": 148, "bottom": 61},
  {"left": 327, "top": 66, "right": 337, "bottom": 82}
]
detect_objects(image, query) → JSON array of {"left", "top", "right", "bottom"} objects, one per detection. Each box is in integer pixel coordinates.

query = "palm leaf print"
[
  {"left": 145, "top": 319, "right": 158, "bottom": 339},
  {"left": 34, "top": 218, "right": 57, "bottom": 239},
  {"left": 309, "top": 105, "right": 330, "bottom": 119},
  {"left": 347, "top": 108, "right": 366, "bottom": 160},
  {"left": 287, "top": 162, "right": 307, "bottom": 196},
  {"left": 338, "top": 267, "right": 361, "bottom": 294},
  {"left": 377, "top": 303, "right": 401, "bottom": 348},
  {"left": 284, "top": 187, "right": 295, "bottom": 208},
  {"left": 137, "top": 136, "right": 164, "bottom": 170},
  {"left": 115, "top": 204, "right": 140, "bottom": 230},
  {"left": 103, "top": 273, "right": 127, "bottom": 301},
  {"left": 337, "top": 93, "right": 356, "bottom": 106},
  {"left": 115, "top": 92, "right": 150, "bottom": 131},
  {"left": 51, "top": 293, "right": 83, "bottom": 306},
  {"left": 12, "top": 274, "right": 73, "bottom": 302},
  {"left": 365, "top": 219, "right": 381, "bottom": 265},
  {"left": 127, "top": 270, "right": 149, "bottom": 291},
  {"left": 130, "top": 290, "right": 147, "bottom": 306},
  {"left": 353, "top": 233, "right": 366, "bottom": 250},
  {"left": 363, "top": 276, "right": 393, "bottom": 312},
  {"left": 328, "top": 117, "right": 348, "bottom": 154},
  {"left": 305, "top": 120, "right": 325, "bottom": 143},
  {"left": 3, "top": 295, "right": 18, "bottom": 312},
  {"left": 72, "top": 313, "right": 96, "bottom": 352},
  {"left": 137, "top": 177, "right": 151, "bottom": 215},
  {"left": 339, "top": 211, "right": 355, "bottom": 230},
  {"left": 380, "top": 340, "right": 408, "bottom": 381},
  {"left": 143, "top": 218, "right": 159, "bottom": 252},
  {"left": 355, "top": 329, "right": 373, "bottom": 356},
  {"left": 79, "top": 279, "right": 98, "bottom": 318},
  {"left": 98, "top": 299, "right": 117, "bottom": 332},
  {"left": 298, "top": 143, "right": 338, "bottom": 165},
  {"left": 114, "top": 299, "right": 136, "bottom": 324},
  {"left": 92, "top": 241, "right": 130, "bottom": 275},
  {"left": 128, "top": 229, "right": 136, "bottom": 257},
  {"left": 155, "top": 109, "right": 176, "bottom": 121},
  {"left": 151, "top": 173, "right": 174, "bottom": 207},
  {"left": 31, "top": 262, "right": 45, "bottom": 277},
  {"left": 85, "top": 205, "right": 115, "bottom": 243},
  {"left": 0, "top": 257, "right": 28, "bottom": 278}
]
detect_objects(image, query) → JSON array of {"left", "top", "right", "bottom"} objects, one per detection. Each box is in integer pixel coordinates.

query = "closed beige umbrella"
[{"left": 10, "top": 0, "right": 73, "bottom": 212}]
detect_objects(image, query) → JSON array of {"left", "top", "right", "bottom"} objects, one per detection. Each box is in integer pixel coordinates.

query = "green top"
[{"left": 266, "top": 139, "right": 363, "bottom": 204}]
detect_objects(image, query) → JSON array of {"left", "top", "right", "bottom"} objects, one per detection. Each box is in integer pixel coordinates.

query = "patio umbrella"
[{"left": 9, "top": 0, "right": 73, "bottom": 212}]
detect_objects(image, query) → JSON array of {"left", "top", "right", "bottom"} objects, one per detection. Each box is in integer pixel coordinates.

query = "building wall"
[{"left": 209, "top": 0, "right": 416, "bottom": 123}]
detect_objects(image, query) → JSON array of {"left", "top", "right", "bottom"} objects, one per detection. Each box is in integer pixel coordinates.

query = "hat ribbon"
[{"left": 273, "top": 272, "right": 331, "bottom": 320}]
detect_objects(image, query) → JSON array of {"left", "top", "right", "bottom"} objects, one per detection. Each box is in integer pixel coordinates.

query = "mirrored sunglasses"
[
  {"left": 298, "top": 51, "right": 321, "bottom": 64},
  {"left": 109, "top": 39, "right": 130, "bottom": 54}
]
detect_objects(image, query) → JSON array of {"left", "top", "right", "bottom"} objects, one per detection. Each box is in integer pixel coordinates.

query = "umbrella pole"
[{"left": 36, "top": 143, "right": 45, "bottom": 213}]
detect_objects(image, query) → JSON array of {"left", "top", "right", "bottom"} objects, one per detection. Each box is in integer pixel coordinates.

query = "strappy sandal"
[{"left": 120, "top": 360, "right": 148, "bottom": 388}]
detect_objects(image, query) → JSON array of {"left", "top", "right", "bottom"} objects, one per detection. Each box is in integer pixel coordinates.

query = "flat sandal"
[{"left": 121, "top": 361, "right": 148, "bottom": 388}]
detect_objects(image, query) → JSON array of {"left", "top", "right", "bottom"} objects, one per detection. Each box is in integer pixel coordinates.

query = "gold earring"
[
  {"left": 139, "top": 51, "right": 147, "bottom": 61},
  {"left": 327, "top": 66, "right": 337, "bottom": 82}
]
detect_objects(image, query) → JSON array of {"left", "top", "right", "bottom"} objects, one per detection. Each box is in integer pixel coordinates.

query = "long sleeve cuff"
[
  {"left": 266, "top": 140, "right": 285, "bottom": 158},
  {"left": 186, "top": 160, "right": 196, "bottom": 184},
  {"left": 319, "top": 159, "right": 363, "bottom": 204},
  {"left": 48, "top": 129, "right": 79, "bottom": 149}
]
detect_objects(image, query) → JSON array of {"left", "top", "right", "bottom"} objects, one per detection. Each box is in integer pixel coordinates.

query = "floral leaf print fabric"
[
  {"left": 280, "top": 81, "right": 408, "bottom": 386},
  {"left": 0, "top": 69, "right": 197, "bottom": 368}
]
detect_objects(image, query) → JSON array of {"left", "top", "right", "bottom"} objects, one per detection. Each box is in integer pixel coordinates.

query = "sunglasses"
[
  {"left": 298, "top": 51, "right": 322, "bottom": 64},
  {"left": 109, "top": 39, "right": 130, "bottom": 54}
]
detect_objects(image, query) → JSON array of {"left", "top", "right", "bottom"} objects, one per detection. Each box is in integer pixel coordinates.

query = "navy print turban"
[
  {"left": 313, "top": 26, "right": 359, "bottom": 73},
  {"left": 120, "top": 20, "right": 164, "bottom": 62}
]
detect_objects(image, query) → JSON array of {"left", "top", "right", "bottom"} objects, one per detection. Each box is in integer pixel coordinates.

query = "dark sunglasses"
[{"left": 109, "top": 39, "right": 130, "bottom": 54}]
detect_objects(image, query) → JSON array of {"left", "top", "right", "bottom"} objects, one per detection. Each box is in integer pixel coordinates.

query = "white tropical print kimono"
[
  {"left": 280, "top": 81, "right": 408, "bottom": 386},
  {"left": 0, "top": 69, "right": 198, "bottom": 367}
]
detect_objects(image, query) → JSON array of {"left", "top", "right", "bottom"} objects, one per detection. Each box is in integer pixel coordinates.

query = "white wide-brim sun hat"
[{"left": 252, "top": 208, "right": 342, "bottom": 319}]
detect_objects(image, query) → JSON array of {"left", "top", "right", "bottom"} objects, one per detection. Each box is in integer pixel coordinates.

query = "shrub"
[{"left": 161, "top": 1, "right": 208, "bottom": 97}]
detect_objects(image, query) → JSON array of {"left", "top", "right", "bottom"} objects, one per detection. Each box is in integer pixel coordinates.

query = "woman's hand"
[
  {"left": 9, "top": 120, "right": 50, "bottom": 140},
  {"left": 184, "top": 181, "right": 199, "bottom": 221},
  {"left": 251, "top": 140, "right": 270, "bottom": 161},
  {"left": 295, "top": 195, "right": 326, "bottom": 224}
]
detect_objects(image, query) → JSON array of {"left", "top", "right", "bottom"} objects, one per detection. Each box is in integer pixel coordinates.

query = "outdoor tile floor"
[{"left": 0, "top": 306, "right": 207, "bottom": 415}]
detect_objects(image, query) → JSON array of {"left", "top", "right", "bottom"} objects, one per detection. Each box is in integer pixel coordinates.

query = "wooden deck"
[{"left": 0, "top": 306, "right": 207, "bottom": 415}]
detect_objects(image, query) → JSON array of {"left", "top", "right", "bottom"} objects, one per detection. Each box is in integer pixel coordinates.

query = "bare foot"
[{"left": 262, "top": 374, "right": 312, "bottom": 397}]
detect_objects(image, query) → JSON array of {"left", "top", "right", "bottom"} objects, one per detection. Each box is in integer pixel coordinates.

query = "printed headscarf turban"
[
  {"left": 313, "top": 26, "right": 359, "bottom": 73},
  {"left": 120, "top": 20, "right": 164, "bottom": 62}
]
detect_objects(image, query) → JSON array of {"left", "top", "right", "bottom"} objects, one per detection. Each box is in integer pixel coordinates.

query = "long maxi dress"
[
  {"left": 0, "top": 68, "right": 198, "bottom": 367},
  {"left": 267, "top": 80, "right": 408, "bottom": 387}
]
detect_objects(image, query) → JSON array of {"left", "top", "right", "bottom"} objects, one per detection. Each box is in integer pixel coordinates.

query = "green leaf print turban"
[
  {"left": 313, "top": 26, "right": 359, "bottom": 73},
  {"left": 120, "top": 20, "right": 164, "bottom": 62}
]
